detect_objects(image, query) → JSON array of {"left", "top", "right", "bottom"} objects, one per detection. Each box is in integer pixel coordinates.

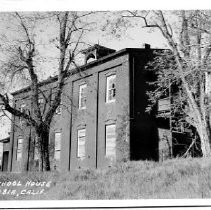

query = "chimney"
[{"left": 144, "top": 43, "right": 151, "bottom": 50}]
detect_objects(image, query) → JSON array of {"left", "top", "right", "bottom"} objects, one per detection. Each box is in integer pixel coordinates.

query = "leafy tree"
[{"left": 121, "top": 10, "right": 211, "bottom": 157}]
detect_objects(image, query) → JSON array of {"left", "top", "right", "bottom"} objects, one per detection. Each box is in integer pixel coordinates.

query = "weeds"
[{"left": 1, "top": 157, "right": 211, "bottom": 199}]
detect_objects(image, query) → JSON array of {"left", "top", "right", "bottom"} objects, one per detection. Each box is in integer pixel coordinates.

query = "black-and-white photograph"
[{"left": 0, "top": 0, "right": 211, "bottom": 208}]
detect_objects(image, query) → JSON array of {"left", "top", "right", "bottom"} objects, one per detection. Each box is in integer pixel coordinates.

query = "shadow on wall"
[{"left": 130, "top": 118, "right": 159, "bottom": 161}]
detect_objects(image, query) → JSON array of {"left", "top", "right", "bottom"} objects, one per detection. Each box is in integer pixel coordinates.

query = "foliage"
[{"left": 115, "top": 10, "right": 211, "bottom": 157}]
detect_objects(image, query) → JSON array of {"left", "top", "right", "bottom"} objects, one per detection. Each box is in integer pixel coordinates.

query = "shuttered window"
[
  {"left": 77, "top": 129, "right": 86, "bottom": 159},
  {"left": 55, "top": 132, "right": 61, "bottom": 160},
  {"left": 105, "top": 124, "right": 116, "bottom": 160}
]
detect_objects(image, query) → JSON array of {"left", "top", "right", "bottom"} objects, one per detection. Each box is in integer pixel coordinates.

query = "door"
[{"left": 2, "top": 151, "right": 9, "bottom": 171}]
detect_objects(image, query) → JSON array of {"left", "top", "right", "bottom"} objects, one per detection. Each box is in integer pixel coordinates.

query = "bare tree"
[{"left": 0, "top": 11, "right": 94, "bottom": 171}]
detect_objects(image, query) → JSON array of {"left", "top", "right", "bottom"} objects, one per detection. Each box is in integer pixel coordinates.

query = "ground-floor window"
[
  {"left": 34, "top": 137, "right": 39, "bottom": 161},
  {"left": 77, "top": 129, "right": 86, "bottom": 159},
  {"left": 55, "top": 132, "right": 61, "bottom": 160},
  {"left": 105, "top": 124, "right": 116, "bottom": 161},
  {"left": 16, "top": 138, "right": 23, "bottom": 161}
]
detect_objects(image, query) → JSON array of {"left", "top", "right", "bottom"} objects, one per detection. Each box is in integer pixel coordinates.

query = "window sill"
[
  {"left": 78, "top": 107, "right": 86, "bottom": 110},
  {"left": 106, "top": 100, "right": 116, "bottom": 104}
]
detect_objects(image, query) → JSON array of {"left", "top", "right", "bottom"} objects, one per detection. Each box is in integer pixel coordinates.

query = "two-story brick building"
[{"left": 7, "top": 44, "right": 172, "bottom": 172}]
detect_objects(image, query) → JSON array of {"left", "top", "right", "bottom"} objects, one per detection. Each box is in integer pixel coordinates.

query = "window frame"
[
  {"left": 77, "top": 128, "right": 86, "bottom": 159},
  {"left": 106, "top": 74, "right": 116, "bottom": 103},
  {"left": 79, "top": 83, "right": 87, "bottom": 110}
]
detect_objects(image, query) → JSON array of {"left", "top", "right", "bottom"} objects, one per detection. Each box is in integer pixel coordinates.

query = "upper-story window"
[
  {"left": 55, "top": 105, "right": 61, "bottom": 115},
  {"left": 20, "top": 104, "right": 26, "bottom": 125},
  {"left": 158, "top": 98, "right": 170, "bottom": 112},
  {"left": 20, "top": 103, "right": 26, "bottom": 113},
  {"left": 38, "top": 98, "right": 44, "bottom": 105},
  {"left": 79, "top": 84, "right": 87, "bottom": 109},
  {"left": 106, "top": 75, "right": 116, "bottom": 103},
  {"left": 16, "top": 138, "right": 23, "bottom": 161}
]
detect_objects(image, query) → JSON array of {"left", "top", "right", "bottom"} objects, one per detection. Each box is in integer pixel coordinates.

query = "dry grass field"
[{"left": 1, "top": 157, "right": 211, "bottom": 200}]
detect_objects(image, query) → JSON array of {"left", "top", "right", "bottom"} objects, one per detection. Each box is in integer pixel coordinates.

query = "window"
[
  {"left": 38, "top": 98, "right": 44, "bottom": 105},
  {"left": 54, "top": 132, "right": 61, "bottom": 160},
  {"left": 16, "top": 138, "right": 23, "bottom": 161},
  {"left": 20, "top": 104, "right": 26, "bottom": 125},
  {"left": 106, "top": 75, "right": 116, "bottom": 103},
  {"left": 55, "top": 105, "right": 61, "bottom": 115},
  {"left": 0, "top": 142, "right": 3, "bottom": 169},
  {"left": 79, "top": 84, "right": 87, "bottom": 109},
  {"left": 34, "top": 137, "right": 39, "bottom": 160},
  {"left": 158, "top": 98, "right": 170, "bottom": 112},
  {"left": 20, "top": 104, "right": 26, "bottom": 113},
  {"left": 77, "top": 129, "right": 86, "bottom": 159},
  {"left": 105, "top": 124, "right": 116, "bottom": 160}
]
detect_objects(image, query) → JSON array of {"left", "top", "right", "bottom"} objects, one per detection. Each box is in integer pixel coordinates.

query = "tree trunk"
[
  {"left": 42, "top": 131, "right": 51, "bottom": 171},
  {"left": 196, "top": 120, "right": 211, "bottom": 157},
  {"left": 36, "top": 126, "right": 51, "bottom": 171}
]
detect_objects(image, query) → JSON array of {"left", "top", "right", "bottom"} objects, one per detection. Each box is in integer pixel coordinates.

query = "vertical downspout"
[
  {"left": 9, "top": 99, "right": 16, "bottom": 172},
  {"left": 95, "top": 73, "right": 99, "bottom": 169},
  {"left": 132, "top": 56, "right": 135, "bottom": 118},
  {"left": 68, "top": 83, "right": 73, "bottom": 171},
  {"left": 128, "top": 53, "right": 135, "bottom": 160},
  {"left": 169, "top": 82, "right": 173, "bottom": 158},
  {"left": 26, "top": 98, "right": 33, "bottom": 171},
  {"left": 26, "top": 126, "right": 31, "bottom": 171}
]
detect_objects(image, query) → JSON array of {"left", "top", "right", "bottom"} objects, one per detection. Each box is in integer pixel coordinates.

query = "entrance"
[{"left": 2, "top": 151, "right": 9, "bottom": 171}]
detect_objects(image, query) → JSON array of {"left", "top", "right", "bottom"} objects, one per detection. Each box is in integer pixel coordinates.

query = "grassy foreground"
[{"left": 1, "top": 157, "right": 211, "bottom": 199}]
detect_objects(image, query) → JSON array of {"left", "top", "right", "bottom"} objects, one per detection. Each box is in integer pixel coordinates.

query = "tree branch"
[{"left": 0, "top": 93, "right": 37, "bottom": 126}]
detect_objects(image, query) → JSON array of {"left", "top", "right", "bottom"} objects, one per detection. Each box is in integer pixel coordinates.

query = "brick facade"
[{"left": 8, "top": 45, "right": 172, "bottom": 172}]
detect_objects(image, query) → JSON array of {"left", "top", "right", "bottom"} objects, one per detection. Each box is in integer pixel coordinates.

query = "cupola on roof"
[{"left": 81, "top": 44, "right": 116, "bottom": 64}]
